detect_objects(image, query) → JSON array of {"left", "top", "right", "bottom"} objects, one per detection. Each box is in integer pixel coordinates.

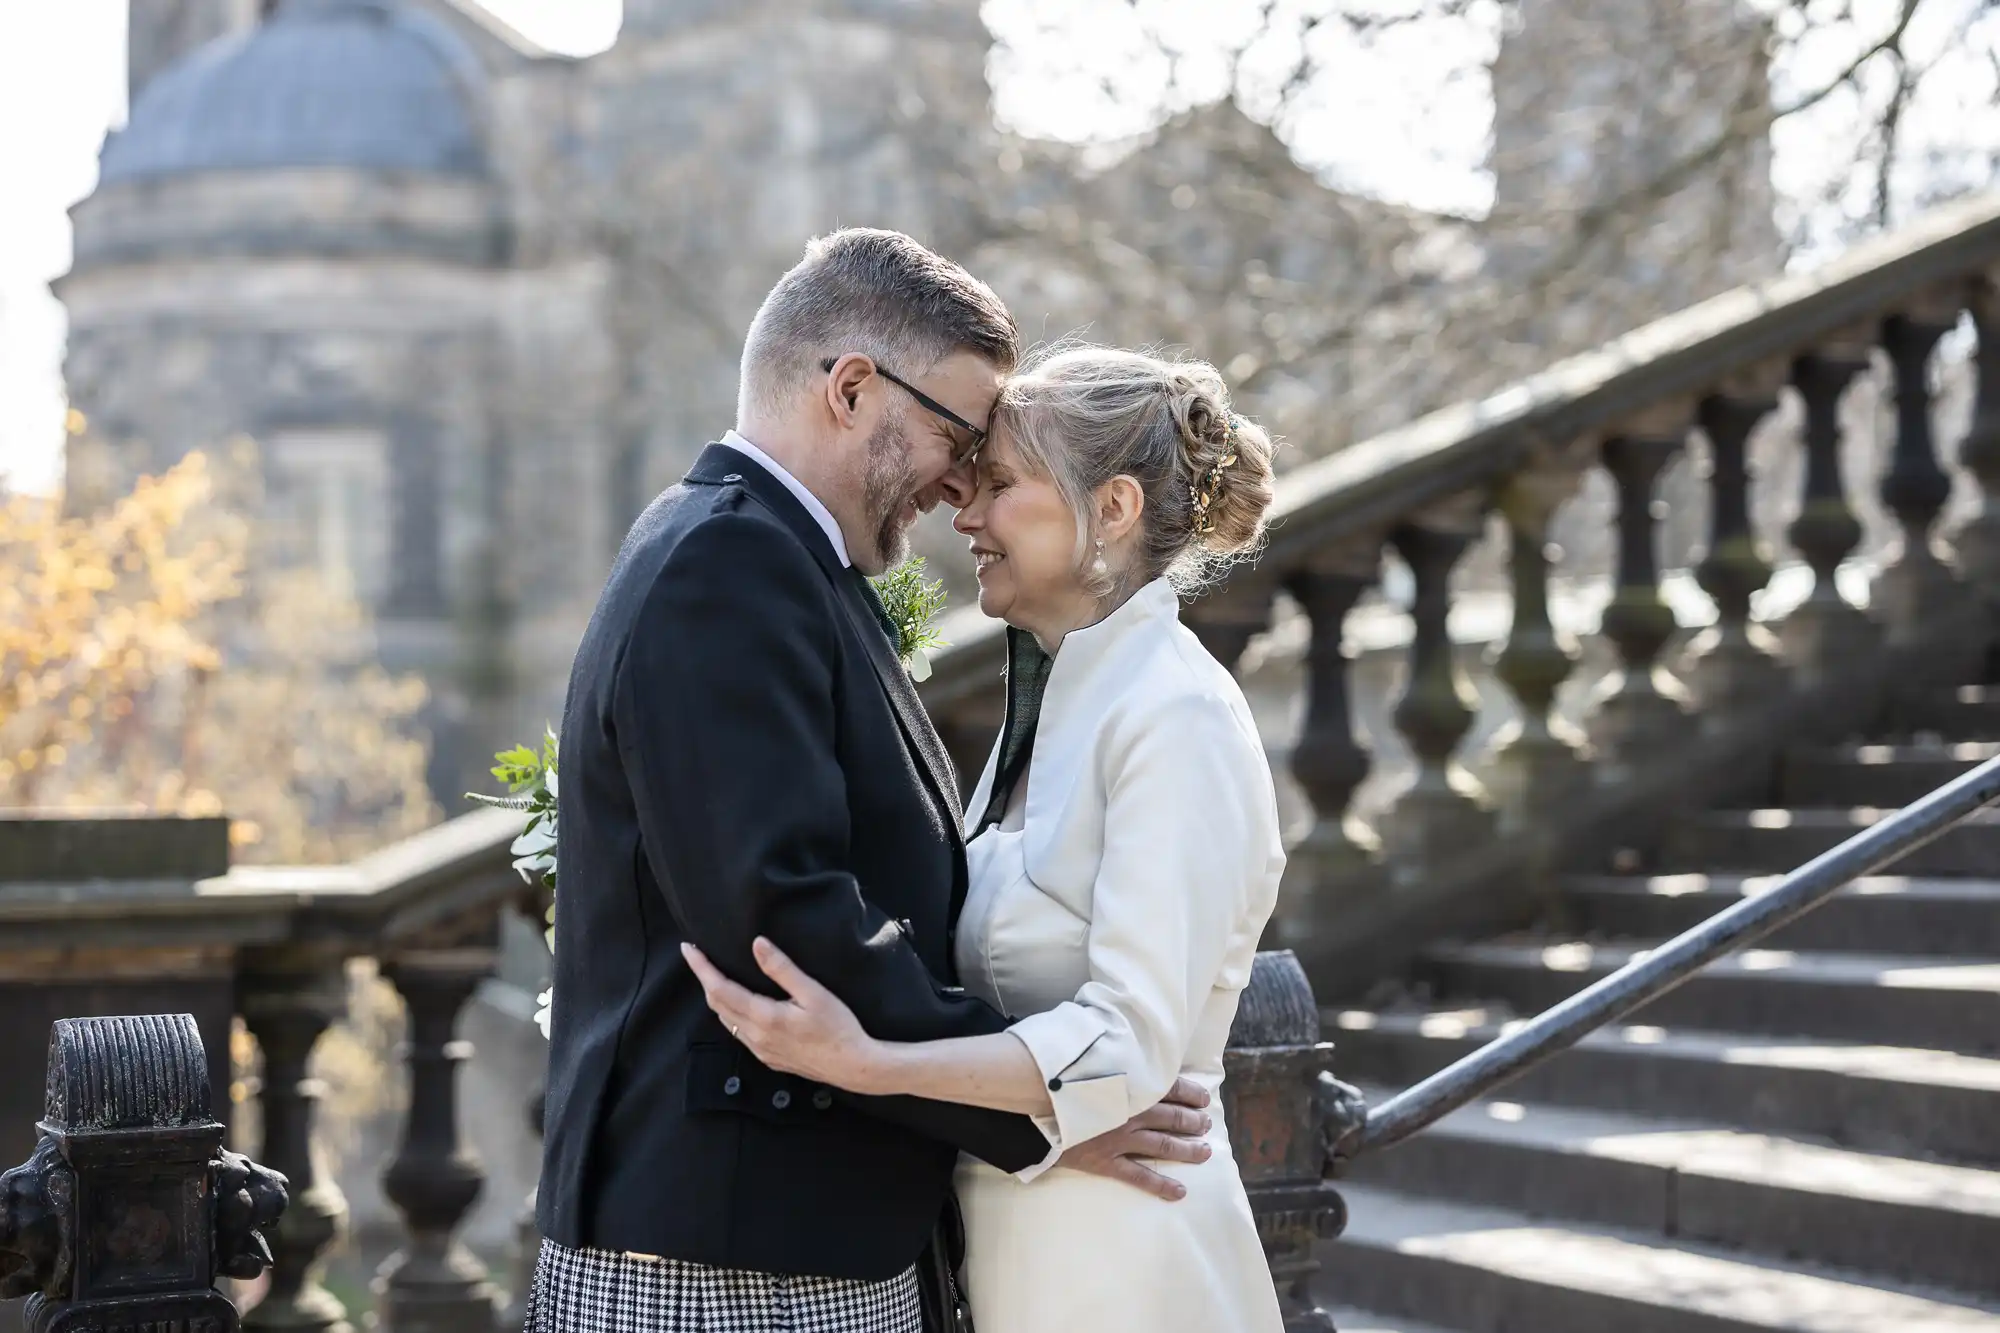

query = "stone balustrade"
[
  {"left": 919, "top": 189, "right": 2000, "bottom": 1000},
  {"left": 0, "top": 807, "right": 540, "bottom": 1333}
]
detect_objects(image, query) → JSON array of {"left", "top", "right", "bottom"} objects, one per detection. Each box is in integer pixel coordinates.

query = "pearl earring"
[{"left": 1091, "top": 538, "right": 1108, "bottom": 579}]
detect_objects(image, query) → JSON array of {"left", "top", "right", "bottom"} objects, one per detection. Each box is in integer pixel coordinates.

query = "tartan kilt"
[{"left": 523, "top": 1238, "right": 924, "bottom": 1333}]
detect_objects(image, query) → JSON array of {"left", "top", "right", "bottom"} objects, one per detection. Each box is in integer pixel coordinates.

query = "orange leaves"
[{"left": 1, "top": 448, "right": 436, "bottom": 861}]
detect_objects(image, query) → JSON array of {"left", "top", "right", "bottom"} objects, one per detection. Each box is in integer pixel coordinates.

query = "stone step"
[
  {"left": 1562, "top": 875, "right": 2000, "bottom": 956},
  {"left": 1779, "top": 743, "right": 2000, "bottom": 808},
  {"left": 1327, "top": 1007, "right": 2000, "bottom": 1164},
  {"left": 1662, "top": 808, "right": 2000, "bottom": 877},
  {"left": 1342, "top": 1088, "right": 2000, "bottom": 1298},
  {"left": 1317, "top": 1185, "right": 2000, "bottom": 1333},
  {"left": 1422, "top": 939, "right": 2000, "bottom": 1054},
  {"left": 1890, "top": 685, "right": 2000, "bottom": 741}
]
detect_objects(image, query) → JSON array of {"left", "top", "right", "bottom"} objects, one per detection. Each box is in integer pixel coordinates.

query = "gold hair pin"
[{"left": 1190, "top": 414, "right": 1241, "bottom": 537}]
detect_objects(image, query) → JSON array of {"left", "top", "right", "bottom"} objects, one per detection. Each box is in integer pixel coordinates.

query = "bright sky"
[{"left": 0, "top": 0, "right": 1993, "bottom": 493}]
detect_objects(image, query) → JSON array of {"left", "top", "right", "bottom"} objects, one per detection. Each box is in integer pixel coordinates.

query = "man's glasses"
[{"left": 820, "top": 357, "right": 987, "bottom": 457}]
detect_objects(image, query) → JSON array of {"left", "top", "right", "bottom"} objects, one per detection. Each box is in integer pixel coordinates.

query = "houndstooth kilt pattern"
[{"left": 523, "top": 1238, "right": 924, "bottom": 1333}]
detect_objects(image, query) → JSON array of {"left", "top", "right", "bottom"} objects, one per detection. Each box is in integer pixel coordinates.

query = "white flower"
[
  {"left": 907, "top": 648, "right": 933, "bottom": 682},
  {"left": 512, "top": 822, "right": 557, "bottom": 857}
]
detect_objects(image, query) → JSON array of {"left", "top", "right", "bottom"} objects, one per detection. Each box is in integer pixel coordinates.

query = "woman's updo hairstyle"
[{"left": 994, "top": 344, "right": 1276, "bottom": 595}]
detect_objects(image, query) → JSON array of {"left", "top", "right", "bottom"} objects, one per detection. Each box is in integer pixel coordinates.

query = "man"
[{"left": 531, "top": 229, "right": 1209, "bottom": 1332}]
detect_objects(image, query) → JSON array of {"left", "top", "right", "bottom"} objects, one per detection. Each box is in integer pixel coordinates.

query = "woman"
[{"left": 686, "top": 345, "right": 1285, "bottom": 1332}]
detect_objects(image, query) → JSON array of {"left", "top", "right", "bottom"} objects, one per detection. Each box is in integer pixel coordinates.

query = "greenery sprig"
[
  {"left": 872, "top": 557, "right": 951, "bottom": 681},
  {"left": 467, "top": 725, "right": 558, "bottom": 891}
]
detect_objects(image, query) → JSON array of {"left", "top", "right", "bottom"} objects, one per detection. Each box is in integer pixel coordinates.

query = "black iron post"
[
  {"left": 0, "top": 1013, "right": 285, "bottom": 1333},
  {"left": 1223, "top": 951, "right": 1364, "bottom": 1332}
]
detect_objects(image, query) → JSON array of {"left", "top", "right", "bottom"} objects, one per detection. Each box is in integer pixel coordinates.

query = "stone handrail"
[
  {"left": 919, "top": 190, "right": 2000, "bottom": 712},
  {"left": 920, "top": 190, "right": 2000, "bottom": 1000}
]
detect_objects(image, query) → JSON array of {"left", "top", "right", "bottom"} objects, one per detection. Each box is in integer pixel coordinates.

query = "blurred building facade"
[{"left": 61, "top": 0, "right": 1776, "bottom": 799}]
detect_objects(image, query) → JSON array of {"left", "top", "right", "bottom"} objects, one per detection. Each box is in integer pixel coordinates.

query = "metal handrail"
[{"left": 1354, "top": 751, "right": 2000, "bottom": 1156}]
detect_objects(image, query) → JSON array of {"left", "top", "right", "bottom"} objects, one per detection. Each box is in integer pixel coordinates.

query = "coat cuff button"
[
  {"left": 771, "top": 1090, "right": 792, "bottom": 1110},
  {"left": 812, "top": 1089, "right": 834, "bottom": 1110},
  {"left": 723, "top": 1076, "right": 742, "bottom": 1096}
]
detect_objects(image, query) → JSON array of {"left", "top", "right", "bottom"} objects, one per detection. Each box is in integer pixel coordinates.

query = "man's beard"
[{"left": 861, "top": 408, "right": 920, "bottom": 571}]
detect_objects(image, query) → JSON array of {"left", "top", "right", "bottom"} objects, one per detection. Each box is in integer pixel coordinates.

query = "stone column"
[
  {"left": 1379, "top": 510, "right": 1491, "bottom": 874},
  {"left": 1873, "top": 301, "right": 1973, "bottom": 650},
  {"left": 1953, "top": 280, "right": 2000, "bottom": 636},
  {"left": 375, "top": 944, "right": 501, "bottom": 1333},
  {"left": 1589, "top": 424, "right": 1692, "bottom": 779},
  {"left": 1272, "top": 543, "right": 1384, "bottom": 961},
  {"left": 1487, "top": 466, "right": 1586, "bottom": 829},
  {"left": 1781, "top": 342, "right": 1878, "bottom": 689},
  {"left": 239, "top": 951, "right": 354, "bottom": 1333},
  {"left": 1685, "top": 380, "right": 1786, "bottom": 718}
]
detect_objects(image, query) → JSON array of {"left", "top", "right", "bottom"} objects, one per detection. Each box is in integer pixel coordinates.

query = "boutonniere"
[
  {"left": 871, "top": 557, "right": 951, "bottom": 682},
  {"left": 468, "top": 727, "right": 558, "bottom": 1036}
]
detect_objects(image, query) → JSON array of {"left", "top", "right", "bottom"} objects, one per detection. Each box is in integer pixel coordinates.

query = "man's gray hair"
[{"left": 739, "top": 229, "right": 1018, "bottom": 420}]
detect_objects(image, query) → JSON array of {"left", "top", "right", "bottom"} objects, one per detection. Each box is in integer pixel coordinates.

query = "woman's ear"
[{"left": 1096, "top": 475, "right": 1145, "bottom": 546}]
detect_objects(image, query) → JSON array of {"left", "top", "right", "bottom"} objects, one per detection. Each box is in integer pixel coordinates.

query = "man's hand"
[{"left": 1058, "top": 1076, "right": 1213, "bottom": 1201}]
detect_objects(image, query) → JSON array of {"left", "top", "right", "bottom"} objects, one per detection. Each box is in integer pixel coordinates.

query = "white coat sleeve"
[{"left": 1003, "top": 691, "right": 1266, "bottom": 1177}]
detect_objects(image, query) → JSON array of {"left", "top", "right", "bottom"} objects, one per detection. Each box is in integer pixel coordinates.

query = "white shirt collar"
[{"left": 722, "top": 429, "right": 851, "bottom": 568}]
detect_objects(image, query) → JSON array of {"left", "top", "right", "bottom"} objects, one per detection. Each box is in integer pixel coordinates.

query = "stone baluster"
[
  {"left": 1379, "top": 508, "right": 1491, "bottom": 874},
  {"left": 376, "top": 937, "right": 502, "bottom": 1333},
  {"left": 1873, "top": 301, "right": 1974, "bottom": 652},
  {"left": 1953, "top": 279, "right": 2000, "bottom": 633},
  {"left": 1488, "top": 466, "right": 1586, "bottom": 828},
  {"left": 1685, "top": 378, "right": 1786, "bottom": 718},
  {"left": 1271, "top": 543, "right": 1384, "bottom": 958},
  {"left": 1782, "top": 341, "right": 1879, "bottom": 689},
  {"left": 239, "top": 951, "right": 354, "bottom": 1333},
  {"left": 1183, "top": 580, "right": 1277, "bottom": 671},
  {"left": 1589, "top": 422, "right": 1692, "bottom": 779}
]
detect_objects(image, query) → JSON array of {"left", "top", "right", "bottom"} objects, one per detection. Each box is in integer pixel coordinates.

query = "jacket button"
[
  {"left": 721, "top": 473, "right": 743, "bottom": 482},
  {"left": 723, "top": 1076, "right": 741, "bottom": 1096},
  {"left": 812, "top": 1089, "right": 833, "bottom": 1110},
  {"left": 771, "top": 1090, "right": 792, "bottom": 1110}
]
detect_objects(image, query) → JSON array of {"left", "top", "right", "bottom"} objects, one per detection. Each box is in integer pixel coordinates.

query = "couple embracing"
[{"left": 528, "top": 228, "right": 1286, "bottom": 1333}]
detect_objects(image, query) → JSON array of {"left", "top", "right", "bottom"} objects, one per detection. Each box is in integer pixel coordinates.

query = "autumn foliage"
[{"left": 0, "top": 445, "right": 437, "bottom": 862}]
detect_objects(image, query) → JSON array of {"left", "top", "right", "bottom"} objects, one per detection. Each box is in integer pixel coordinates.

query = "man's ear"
[
  {"left": 824, "top": 354, "right": 874, "bottom": 428},
  {"left": 1096, "top": 475, "right": 1145, "bottom": 545}
]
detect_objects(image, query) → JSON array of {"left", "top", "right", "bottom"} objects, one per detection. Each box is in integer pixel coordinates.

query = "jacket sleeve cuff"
[{"left": 1008, "top": 1005, "right": 1131, "bottom": 1175}]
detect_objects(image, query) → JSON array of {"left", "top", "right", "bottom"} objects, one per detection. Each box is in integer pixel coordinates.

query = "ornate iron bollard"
[
  {"left": 0, "top": 1013, "right": 287, "bottom": 1333},
  {"left": 1223, "top": 950, "right": 1367, "bottom": 1332}
]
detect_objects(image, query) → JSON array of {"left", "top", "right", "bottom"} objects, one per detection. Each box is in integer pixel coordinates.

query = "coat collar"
[
  {"left": 962, "top": 578, "right": 1184, "bottom": 834},
  {"left": 684, "top": 442, "right": 846, "bottom": 583}
]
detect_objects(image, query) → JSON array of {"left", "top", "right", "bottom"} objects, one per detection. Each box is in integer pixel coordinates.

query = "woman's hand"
[{"left": 682, "top": 937, "right": 889, "bottom": 1095}]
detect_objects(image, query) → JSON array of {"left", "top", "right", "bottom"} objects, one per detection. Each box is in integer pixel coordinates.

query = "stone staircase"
[{"left": 1315, "top": 682, "right": 2000, "bottom": 1331}]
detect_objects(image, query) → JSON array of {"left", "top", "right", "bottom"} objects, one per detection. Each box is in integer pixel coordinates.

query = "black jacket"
[{"left": 537, "top": 443, "right": 1050, "bottom": 1280}]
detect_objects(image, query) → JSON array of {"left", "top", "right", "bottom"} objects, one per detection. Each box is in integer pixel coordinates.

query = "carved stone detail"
[
  {"left": 1275, "top": 561, "right": 1382, "bottom": 953},
  {"left": 375, "top": 945, "right": 502, "bottom": 1333},
  {"left": 1953, "top": 281, "right": 2000, "bottom": 629},
  {"left": 1873, "top": 308, "right": 1973, "bottom": 648},
  {"left": 239, "top": 958, "right": 353, "bottom": 1333},
  {"left": 1782, "top": 348, "right": 1879, "bottom": 688},
  {"left": 1684, "top": 390, "right": 1786, "bottom": 717},
  {"left": 1487, "top": 467, "right": 1587, "bottom": 828},
  {"left": 1379, "top": 521, "right": 1492, "bottom": 872},
  {"left": 1589, "top": 433, "right": 1691, "bottom": 777}
]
